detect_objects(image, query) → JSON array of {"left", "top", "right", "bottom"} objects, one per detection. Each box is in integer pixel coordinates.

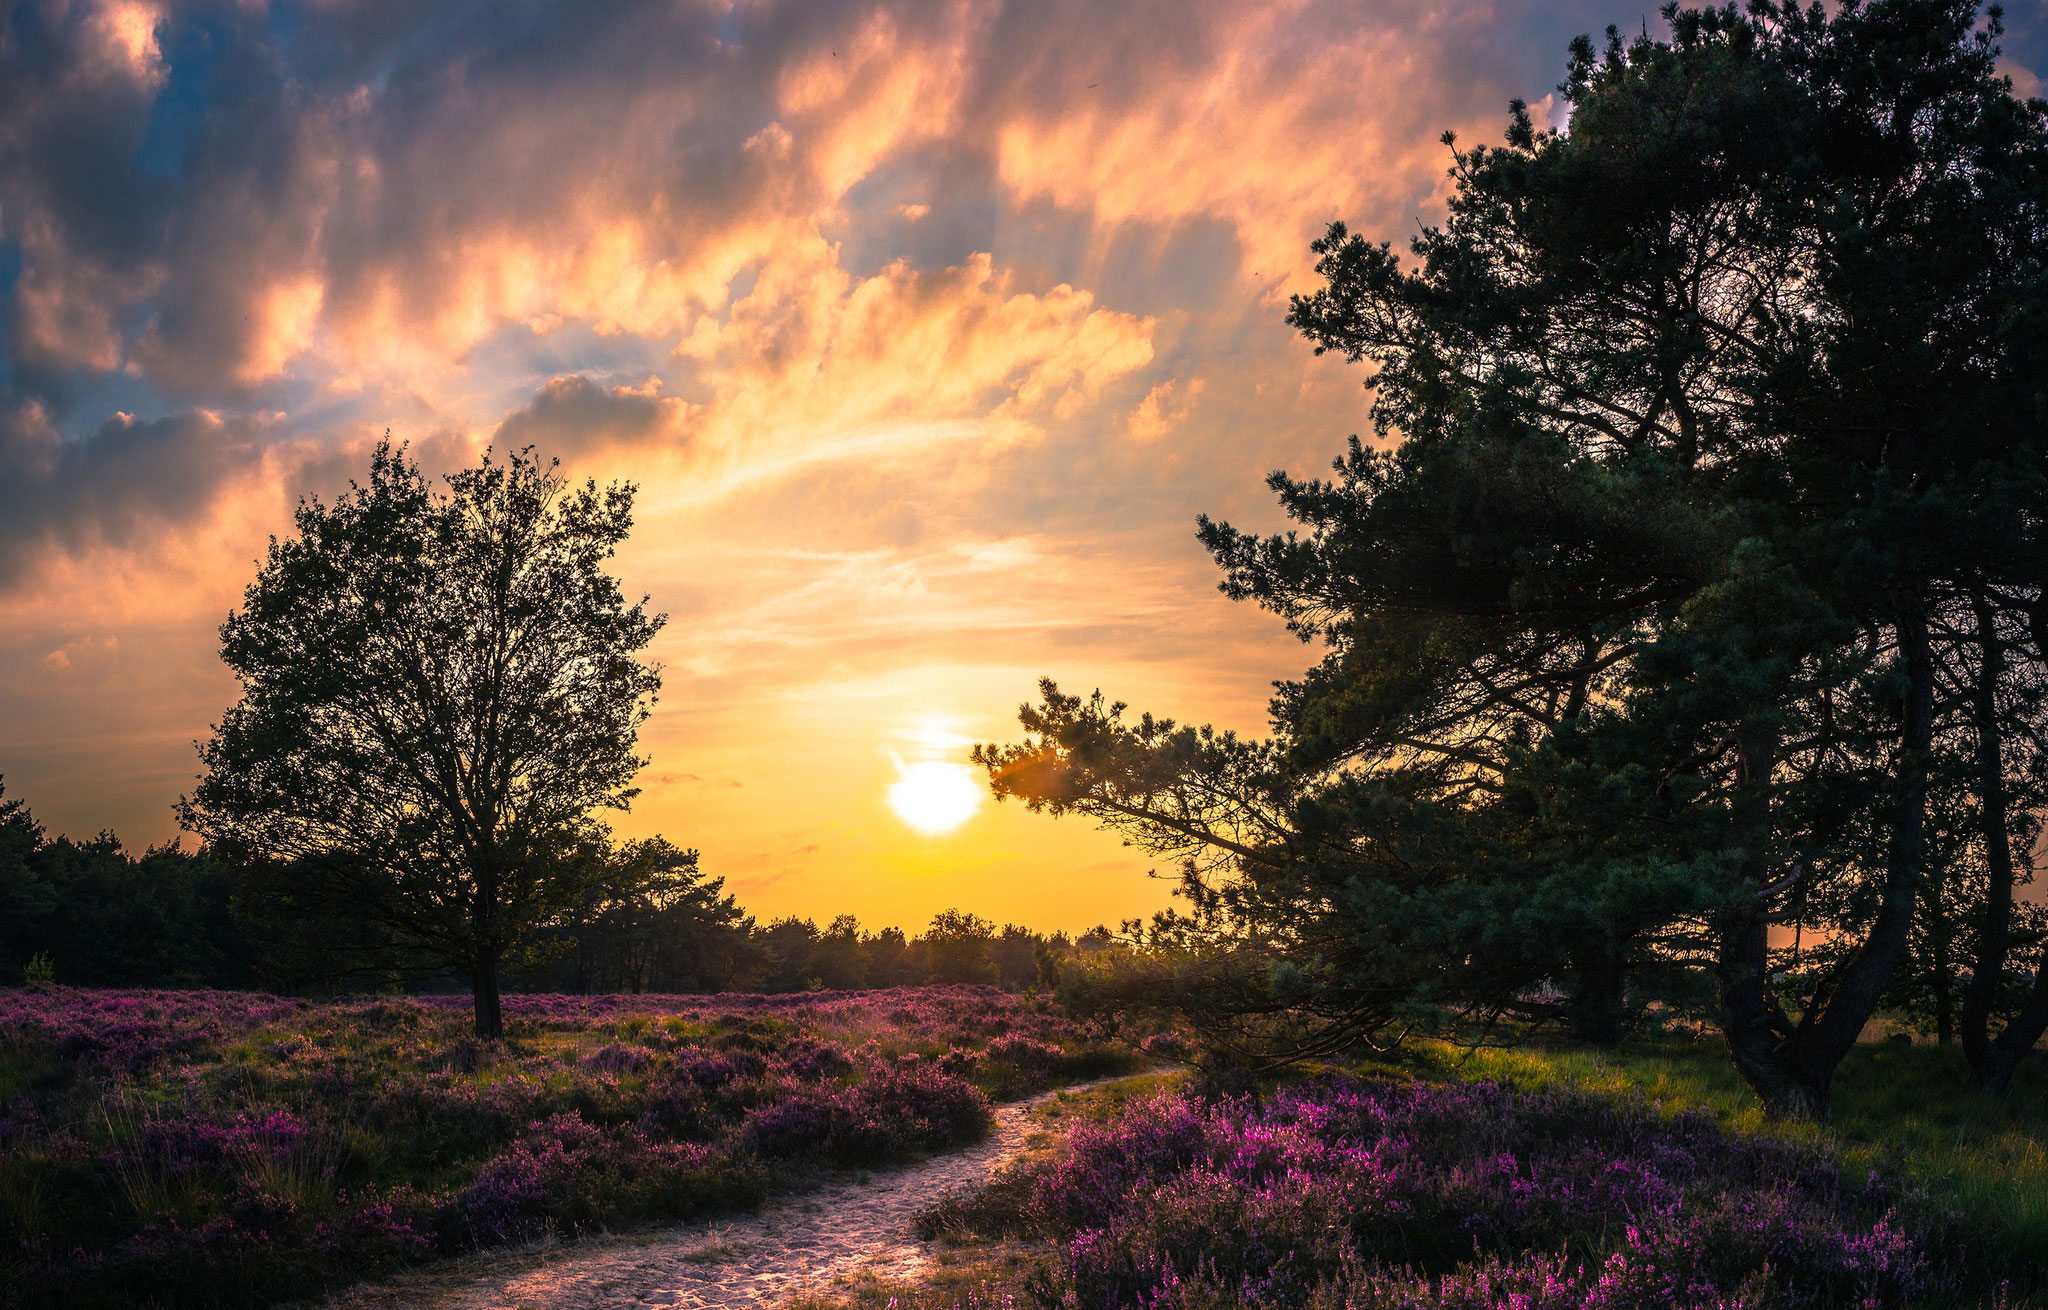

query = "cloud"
[
  {"left": 1126, "top": 376, "right": 1205, "bottom": 442},
  {"left": 0, "top": 0, "right": 1606, "bottom": 413},
  {"left": 1, "top": 0, "right": 1001, "bottom": 402},
  {"left": 0, "top": 396, "right": 260, "bottom": 587},
  {"left": 968, "top": 0, "right": 1507, "bottom": 287},
  {"left": 493, "top": 374, "right": 690, "bottom": 462},
  {"left": 497, "top": 242, "right": 1158, "bottom": 499},
  {"left": 7, "top": 0, "right": 1901, "bottom": 931}
]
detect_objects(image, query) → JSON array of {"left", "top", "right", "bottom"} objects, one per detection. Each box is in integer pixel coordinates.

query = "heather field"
[
  {"left": 0, "top": 985, "right": 1147, "bottom": 1308},
  {"left": 887, "top": 1069, "right": 2005, "bottom": 1310}
]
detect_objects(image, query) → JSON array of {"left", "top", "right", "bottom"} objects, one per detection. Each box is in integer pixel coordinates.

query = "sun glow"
[{"left": 887, "top": 760, "right": 984, "bottom": 835}]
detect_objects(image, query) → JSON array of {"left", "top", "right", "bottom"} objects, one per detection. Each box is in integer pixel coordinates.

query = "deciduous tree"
[{"left": 181, "top": 442, "right": 664, "bottom": 1038}]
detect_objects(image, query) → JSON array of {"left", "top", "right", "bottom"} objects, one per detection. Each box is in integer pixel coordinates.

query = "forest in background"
[{"left": 0, "top": 783, "right": 1104, "bottom": 997}]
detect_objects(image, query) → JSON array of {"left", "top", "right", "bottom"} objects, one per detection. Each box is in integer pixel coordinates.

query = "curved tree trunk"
[
  {"left": 1963, "top": 599, "right": 2048, "bottom": 1097},
  {"left": 1717, "top": 905, "right": 1832, "bottom": 1119},
  {"left": 1718, "top": 603, "right": 1935, "bottom": 1120}
]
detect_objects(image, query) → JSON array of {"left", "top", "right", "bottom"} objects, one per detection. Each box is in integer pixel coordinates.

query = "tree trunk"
[
  {"left": 1564, "top": 945, "right": 1629, "bottom": 1046},
  {"left": 1963, "top": 597, "right": 2012, "bottom": 1079},
  {"left": 1715, "top": 731, "right": 1834, "bottom": 1118},
  {"left": 1717, "top": 907, "right": 1832, "bottom": 1118},
  {"left": 1791, "top": 601, "right": 1937, "bottom": 1091},
  {"left": 474, "top": 949, "right": 504, "bottom": 1040},
  {"left": 1717, "top": 602, "right": 1936, "bottom": 1120},
  {"left": 1958, "top": 597, "right": 2048, "bottom": 1097},
  {"left": 1970, "top": 932, "right": 2048, "bottom": 1098}
]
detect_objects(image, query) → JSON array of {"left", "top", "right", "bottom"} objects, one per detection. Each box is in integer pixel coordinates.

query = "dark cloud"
[
  {"left": 0, "top": 395, "right": 253, "bottom": 586},
  {"left": 493, "top": 375, "right": 684, "bottom": 462},
  {"left": 0, "top": 0, "right": 1663, "bottom": 414},
  {"left": 0, "top": 0, "right": 982, "bottom": 405}
]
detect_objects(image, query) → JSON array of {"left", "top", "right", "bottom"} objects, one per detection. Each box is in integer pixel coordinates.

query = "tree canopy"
[
  {"left": 180, "top": 443, "right": 665, "bottom": 1037},
  {"left": 981, "top": 0, "right": 2048, "bottom": 1118}
]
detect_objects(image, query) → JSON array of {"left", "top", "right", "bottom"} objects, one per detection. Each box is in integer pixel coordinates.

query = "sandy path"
[{"left": 339, "top": 1077, "right": 1121, "bottom": 1310}]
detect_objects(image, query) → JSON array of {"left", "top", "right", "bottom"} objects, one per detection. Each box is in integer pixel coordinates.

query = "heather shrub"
[
  {"left": 0, "top": 985, "right": 1138, "bottom": 1308},
  {"left": 448, "top": 1113, "right": 762, "bottom": 1244},
  {"left": 986, "top": 1034, "right": 1065, "bottom": 1069},
  {"left": 745, "top": 1063, "right": 990, "bottom": 1165},
  {"left": 1140, "top": 1032, "right": 1188, "bottom": 1060},
  {"left": 946, "top": 1075, "right": 1958, "bottom": 1310}
]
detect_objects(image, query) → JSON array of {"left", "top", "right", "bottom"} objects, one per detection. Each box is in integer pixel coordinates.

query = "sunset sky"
[{"left": 5, "top": 0, "right": 2045, "bottom": 935}]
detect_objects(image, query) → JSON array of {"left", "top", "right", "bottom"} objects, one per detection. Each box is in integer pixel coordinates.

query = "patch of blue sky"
[
  {"left": 135, "top": 19, "right": 225, "bottom": 180},
  {"left": 52, "top": 373, "right": 174, "bottom": 442}
]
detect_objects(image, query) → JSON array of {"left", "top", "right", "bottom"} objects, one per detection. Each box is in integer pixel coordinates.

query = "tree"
[
  {"left": 1956, "top": 597, "right": 2048, "bottom": 1094},
  {"left": 522, "top": 835, "right": 752, "bottom": 994},
  {"left": 757, "top": 916, "right": 819, "bottom": 991},
  {"left": 0, "top": 781, "right": 254, "bottom": 988},
  {"left": 923, "top": 908, "right": 998, "bottom": 984},
  {"left": 984, "top": 0, "right": 2048, "bottom": 1117},
  {"left": 806, "top": 914, "right": 870, "bottom": 989},
  {"left": 992, "top": 924, "right": 1041, "bottom": 989},
  {"left": 180, "top": 442, "right": 665, "bottom": 1038},
  {"left": 865, "top": 925, "right": 914, "bottom": 985}
]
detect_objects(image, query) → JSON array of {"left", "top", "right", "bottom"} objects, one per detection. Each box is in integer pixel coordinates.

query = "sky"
[{"left": 3, "top": 0, "right": 2044, "bottom": 936}]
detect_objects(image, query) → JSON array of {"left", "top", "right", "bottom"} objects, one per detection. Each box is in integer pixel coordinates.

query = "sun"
[{"left": 888, "top": 760, "right": 984, "bottom": 835}]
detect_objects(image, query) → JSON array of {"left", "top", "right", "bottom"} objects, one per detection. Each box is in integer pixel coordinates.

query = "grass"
[{"left": 1030, "top": 1068, "right": 1186, "bottom": 1131}]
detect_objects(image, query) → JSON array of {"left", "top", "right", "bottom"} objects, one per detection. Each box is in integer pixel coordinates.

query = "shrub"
[
  {"left": 744, "top": 1064, "right": 990, "bottom": 1166},
  {"left": 0, "top": 985, "right": 1123, "bottom": 1307},
  {"left": 952, "top": 1075, "right": 1952, "bottom": 1309}
]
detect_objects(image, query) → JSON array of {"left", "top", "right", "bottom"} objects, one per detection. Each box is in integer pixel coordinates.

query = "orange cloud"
[
  {"left": 1126, "top": 376, "right": 1206, "bottom": 442},
  {"left": 0, "top": 0, "right": 1776, "bottom": 932}
]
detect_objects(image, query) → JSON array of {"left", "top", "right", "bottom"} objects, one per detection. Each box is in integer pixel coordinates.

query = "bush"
[
  {"left": 745, "top": 1064, "right": 990, "bottom": 1166},
  {"left": 946, "top": 1075, "right": 1956, "bottom": 1309},
  {"left": 0, "top": 986, "right": 1126, "bottom": 1307}
]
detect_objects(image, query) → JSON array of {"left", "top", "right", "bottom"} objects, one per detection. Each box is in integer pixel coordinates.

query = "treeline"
[
  {"left": 0, "top": 783, "right": 1100, "bottom": 995},
  {"left": 0, "top": 788, "right": 251, "bottom": 989}
]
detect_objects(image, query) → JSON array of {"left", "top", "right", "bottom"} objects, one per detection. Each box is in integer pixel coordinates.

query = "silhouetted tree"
[
  {"left": 992, "top": 924, "right": 1040, "bottom": 990},
  {"left": 757, "top": 916, "right": 819, "bottom": 991},
  {"left": 524, "top": 835, "right": 751, "bottom": 994},
  {"left": 983, "top": 0, "right": 2048, "bottom": 1118},
  {"left": 924, "top": 908, "right": 998, "bottom": 985},
  {"left": 865, "top": 925, "right": 915, "bottom": 985},
  {"left": 805, "top": 914, "right": 869, "bottom": 989},
  {"left": 0, "top": 781, "right": 253, "bottom": 988},
  {"left": 180, "top": 443, "right": 664, "bottom": 1038}
]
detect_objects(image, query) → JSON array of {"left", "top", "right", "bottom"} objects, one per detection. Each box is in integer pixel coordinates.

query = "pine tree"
[{"left": 983, "top": 0, "right": 2048, "bottom": 1117}]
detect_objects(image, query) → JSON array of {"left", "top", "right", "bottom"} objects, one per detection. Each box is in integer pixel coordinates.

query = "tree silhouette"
[
  {"left": 181, "top": 442, "right": 664, "bottom": 1038},
  {"left": 984, "top": 0, "right": 2048, "bottom": 1117},
  {"left": 925, "top": 908, "right": 999, "bottom": 984}
]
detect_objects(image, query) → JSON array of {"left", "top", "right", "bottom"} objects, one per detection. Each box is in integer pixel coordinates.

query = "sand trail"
[{"left": 335, "top": 1077, "right": 1125, "bottom": 1310}]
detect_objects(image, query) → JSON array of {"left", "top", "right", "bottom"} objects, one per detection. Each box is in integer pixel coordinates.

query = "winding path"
[{"left": 331, "top": 1078, "right": 1119, "bottom": 1310}]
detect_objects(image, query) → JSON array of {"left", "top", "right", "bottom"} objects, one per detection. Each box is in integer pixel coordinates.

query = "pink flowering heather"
[
  {"left": 0, "top": 985, "right": 1147, "bottom": 1308},
  {"left": 948, "top": 1075, "right": 1965, "bottom": 1309}
]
